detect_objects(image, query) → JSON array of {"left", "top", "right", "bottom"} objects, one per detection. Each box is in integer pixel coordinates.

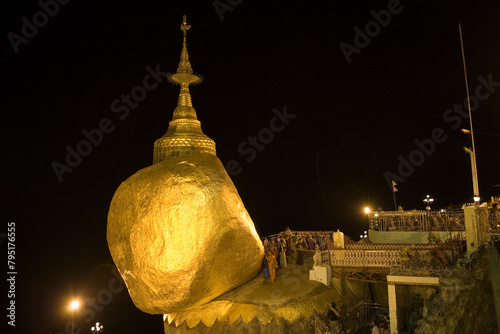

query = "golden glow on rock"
[{"left": 107, "top": 153, "right": 264, "bottom": 314}]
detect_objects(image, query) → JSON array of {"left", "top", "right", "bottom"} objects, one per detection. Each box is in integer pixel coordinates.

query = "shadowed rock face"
[{"left": 107, "top": 153, "right": 264, "bottom": 314}]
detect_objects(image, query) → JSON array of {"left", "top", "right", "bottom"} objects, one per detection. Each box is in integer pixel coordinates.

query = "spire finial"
[
  {"left": 168, "top": 15, "right": 201, "bottom": 83},
  {"left": 181, "top": 15, "right": 191, "bottom": 37}
]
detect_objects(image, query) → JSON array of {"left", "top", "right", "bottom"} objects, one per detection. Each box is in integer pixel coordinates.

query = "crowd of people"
[
  {"left": 262, "top": 228, "right": 293, "bottom": 282},
  {"left": 261, "top": 228, "right": 343, "bottom": 282}
]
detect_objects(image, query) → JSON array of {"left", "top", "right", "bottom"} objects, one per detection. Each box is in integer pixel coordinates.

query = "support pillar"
[
  {"left": 388, "top": 283, "right": 398, "bottom": 334},
  {"left": 387, "top": 275, "right": 440, "bottom": 333},
  {"left": 464, "top": 205, "right": 479, "bottom": 259}
]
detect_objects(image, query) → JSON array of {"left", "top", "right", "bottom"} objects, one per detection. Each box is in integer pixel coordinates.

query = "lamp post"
[
  {"left": 91, "top": 322, "right": 104, "bottom": 333},
  {"left": 69, "top": 300, "right": 79, "bottom": 334},
  {"left": 364, "top": 207, "right": 371, "bottom": 230},
  {"left": 423, "top": 195, "right": 434, "bottom": 211},
  {"left": 463, "top": 145, "right": 480, "bottom": 203}
]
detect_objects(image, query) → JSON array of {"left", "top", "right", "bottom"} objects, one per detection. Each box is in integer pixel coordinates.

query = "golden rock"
[{"left": 107, "top": 153, "right": 264, "bottom": 314}]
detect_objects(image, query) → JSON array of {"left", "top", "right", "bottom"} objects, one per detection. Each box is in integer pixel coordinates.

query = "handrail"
[{"left": 368, "top": 210, "right": 466, "bottom": 232}]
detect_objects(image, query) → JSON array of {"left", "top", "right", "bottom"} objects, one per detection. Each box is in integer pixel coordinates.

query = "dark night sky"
[{"left": 2, "top": 0, "right": 499, "bottom": 333}]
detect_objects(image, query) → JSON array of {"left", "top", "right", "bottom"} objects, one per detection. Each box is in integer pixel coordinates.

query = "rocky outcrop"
[
  {"left": 107, "top": 153, "right": 264, "bottom": 314},
  {"left": 412, "top": 248, "right": 497, "bottom": 334}
]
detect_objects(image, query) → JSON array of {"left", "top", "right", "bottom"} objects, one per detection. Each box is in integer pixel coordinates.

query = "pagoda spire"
[
  {"left": 176, "top": 15, "right": 194, "bottom": 75},
  {"left": 168, "top": 15, "right": 202, "bottom": 120},
  {"left": 153, "top": 16, "right": 215, "bottom": 164}
]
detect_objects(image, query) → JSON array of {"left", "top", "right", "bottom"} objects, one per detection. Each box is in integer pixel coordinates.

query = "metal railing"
[
  {"left": 313, "top": 313, "right": 331, "bottom": 334},
  {"left": 312, "top": 311, "right": 344, "bottom": 334},
  {"left": 328, "top": 243, "right": 458, "bottom": 269},
  {"left": 369, "top": 210, "right": 465, "bottom": 232},
  {"left": 389, "top": 264, "right": 469, "bottom": 277},
  {"left": 389, "top": 255, "right": 471, "bottom": 277},
  {"left": 342, "top": 302, "right": 389, "bottom": 334},
  {"left": 329, "top": 249, "right": 400, "bottom": 268},
  {"left": 487, "top": 209, "right": 500, "bottom": 234},
  {"left": 344, "top": 243, "right": 455, "bottom": 250},
  {"left": 262, "top": 231, "right": 339, "bottom": 252}
]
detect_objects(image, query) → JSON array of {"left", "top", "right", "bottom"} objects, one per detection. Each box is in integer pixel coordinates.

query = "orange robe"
[{"left": 266, "top": 254, "right": 277, "bottom": 282}]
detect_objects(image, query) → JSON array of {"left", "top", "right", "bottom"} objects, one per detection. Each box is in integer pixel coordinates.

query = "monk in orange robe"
[{"left": 266, "top": 251, "right": 277, "bottom": 283}]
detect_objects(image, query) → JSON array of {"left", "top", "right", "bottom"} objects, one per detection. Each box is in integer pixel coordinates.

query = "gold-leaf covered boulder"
[{"left": 107, "top": 153, "right": 264, "bottom": 314}]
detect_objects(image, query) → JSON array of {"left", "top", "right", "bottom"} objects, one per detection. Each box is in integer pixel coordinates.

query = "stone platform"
[{"left": 163, "top": 264, "right": 339, "bottom": 333}]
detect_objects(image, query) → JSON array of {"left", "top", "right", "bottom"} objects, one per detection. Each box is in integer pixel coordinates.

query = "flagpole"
[
  {"left": 393, "top": 189, "right": 397, "bottom": 211},
  {"left": 392, "top": 180, "right": 398, "bottom": 211},
  {"left": 459, "top": 23, "right": 480, "bottom": 203}
]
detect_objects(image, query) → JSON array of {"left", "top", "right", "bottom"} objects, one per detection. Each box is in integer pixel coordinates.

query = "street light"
[
  {"left": 91, "top": 322, "right": 104, "bottom": 333},
  {"left": 69, "top": 300, "right": 79, "bottom": 334},
  {"left": 364, "top": 207, "right": 372, "bottom": 230},
  {"left": 423, "top": 195, "right": 434, "bottom": 211},
  {"left": 463, "top": 146, "right": 480, "bottom": 203}
]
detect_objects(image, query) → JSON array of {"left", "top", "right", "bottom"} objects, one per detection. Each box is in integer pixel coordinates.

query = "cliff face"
[{"left": 407, "top": 247, "right": 498, "bottom": 334}]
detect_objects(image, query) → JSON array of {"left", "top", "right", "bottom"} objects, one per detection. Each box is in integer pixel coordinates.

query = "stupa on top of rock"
[
  {"left": 152, "top": 15, "right": 215, "bottom": 163},
  {"left": 107, "top": 15, "right": 264, "bottom": 315}
]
